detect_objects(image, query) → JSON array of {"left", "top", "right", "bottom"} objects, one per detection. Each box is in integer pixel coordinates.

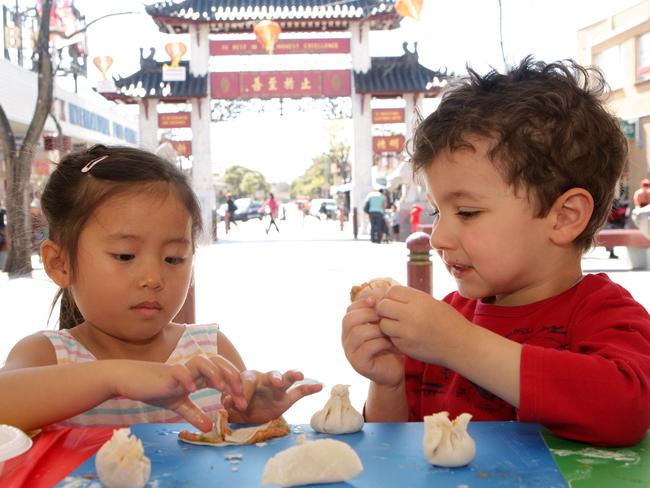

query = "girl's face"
[
  {"left": 426, "top": 137, "right": 557, "bottom": 306},
  {"left": 71, "top": 186, "right": 194, "bottom": 341}
]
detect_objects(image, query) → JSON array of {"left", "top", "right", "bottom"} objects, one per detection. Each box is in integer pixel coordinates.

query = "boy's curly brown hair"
[{"left": 411, "top": 56, "right": 627, "bottom": 251}]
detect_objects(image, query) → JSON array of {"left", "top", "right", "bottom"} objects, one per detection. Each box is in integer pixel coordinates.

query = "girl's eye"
[
  {"left": 113, "top": 254, "right": 134, "bottom": 261},
  {"left": 165, "top": 256, "right": 186, "bottom": 265},
  {"left": 457, "top": 210, "right": 480, "bottom": 219}
]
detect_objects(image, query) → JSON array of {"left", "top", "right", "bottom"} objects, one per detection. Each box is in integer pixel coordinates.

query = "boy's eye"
[
  {"left": 165, "top": 256, "right": 186, "bottom": 265},
  {"left": 457, "top": 210, "right": 480, "bottom": 219},
  {"left": 112, "top": 254, "right": 134, "bottom": 261},
  {"left": 429, "top": 209, "right": 440, "bottom": 219}
]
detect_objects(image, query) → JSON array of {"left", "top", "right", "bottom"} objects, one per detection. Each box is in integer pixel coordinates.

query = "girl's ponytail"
[{"left": 58, "top": 289, "right": 84, "bottom": 329}]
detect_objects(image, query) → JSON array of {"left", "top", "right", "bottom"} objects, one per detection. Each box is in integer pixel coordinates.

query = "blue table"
[{"left": 59, "top": 422, "right": 567, "bottom": 487}]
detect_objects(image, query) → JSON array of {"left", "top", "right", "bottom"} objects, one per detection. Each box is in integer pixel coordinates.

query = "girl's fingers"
[
  {"left": 168, "top": 364, "right": 198, "bottom": 394},
  {"left": 282, "top": 382, "right": 323, "bottom": 404},
  {"left": 174, "top": 398, "right": 212, "bottom": 432},
  {"left": 208, "top": 355, "right": 245, "bottom": 396}
]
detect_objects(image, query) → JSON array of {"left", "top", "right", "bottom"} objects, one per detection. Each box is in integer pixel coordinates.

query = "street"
[{"left": 1, "top": 210, "right": 648, "bottom": 423}]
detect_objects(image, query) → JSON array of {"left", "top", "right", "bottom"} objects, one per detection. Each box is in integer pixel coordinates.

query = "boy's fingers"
[
  {"left": 175, "top": 398, "right": 212, "bottom": 432},
  {"left": 346, "top": 296, "right": 376, "bottom": 312},
  {"left": 384, "top": 285, "right": 414, "bottom": 302},
  {"left": 376, "top": 298, "right": 406, "bottom": 321},
  {"left": 344, "top": 323, "right": 386, "bottom": 351},
  {"left": 354, "top": 336, "right": 395, "bottom": 359},
  {"left": 378, "top": 317, "right": 401, "bottom": 338}
]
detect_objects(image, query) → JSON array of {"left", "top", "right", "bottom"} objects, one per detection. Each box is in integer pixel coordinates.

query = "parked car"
[
  {"left": 309, "top": 198, "right": 338, "bottom": 219},
  {"left": 217, "top": 198, "right": 263, "bottom": 222}
]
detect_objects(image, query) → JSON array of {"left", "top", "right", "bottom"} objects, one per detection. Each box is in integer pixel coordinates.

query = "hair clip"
[{"left": 81, "top": 155, "right": 108, "bottom": 173}]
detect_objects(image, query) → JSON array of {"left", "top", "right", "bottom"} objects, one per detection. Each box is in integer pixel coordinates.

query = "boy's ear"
[
  {"left": 40, "top": 239, "right": 71, "bottom": 287},
  {"left": 548, "top": 188, "right": 594, "bottom": 246}
]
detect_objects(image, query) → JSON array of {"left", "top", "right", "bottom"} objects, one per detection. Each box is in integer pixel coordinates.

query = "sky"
[{"left": 22, "top": 0, "right": 647, "bottom": 182}]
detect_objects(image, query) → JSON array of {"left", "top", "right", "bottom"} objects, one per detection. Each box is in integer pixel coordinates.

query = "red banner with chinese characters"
[
  {"left": 373, "top": 135, "right": 405, "bottom": 153},
  {"left": 210, "top": 38, "right": 350, "bottom": 56},
  {"left": 210, "top": 71, "right": 351, "bottom": 99},
  {"left": 169, "top": 140, "right": 192, "bottom": 157},
  {"left": 372, "top": 108, "right": 405, "bottom": 124},
  {"left": 158, "top": 112, "right": 191, "bottom": 129}
]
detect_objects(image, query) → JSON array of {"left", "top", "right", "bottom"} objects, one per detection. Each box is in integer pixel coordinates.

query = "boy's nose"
[{"left": 428, "top": 220, "right": 452, "bottom": 251}]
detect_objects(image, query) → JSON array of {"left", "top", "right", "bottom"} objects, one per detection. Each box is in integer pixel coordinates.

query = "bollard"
[
  {"left": 406, "top": 231, "right": 432, "bottom": 295},
  {"left": 174, "top": 279, "right": 196, "bottom": 324},
  {"left": 352, "top": 207, "right": 358, "bottom": 239}
]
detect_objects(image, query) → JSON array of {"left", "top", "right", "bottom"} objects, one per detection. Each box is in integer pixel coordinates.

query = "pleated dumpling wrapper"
[
  {"left": 310, "top": 384, "right": 364, "bottom": 434},
  {"left": 422, "top": 411, "right": 476, "bottom": 467},
  {"left": 262, "top": 436, "right": 363, "bottom": 487},
  {"left": 95, "top": 428, "right": 151, "bottom": 488},
  {"left": 349, "top": 277, "right": 400, "bottom": 302}
]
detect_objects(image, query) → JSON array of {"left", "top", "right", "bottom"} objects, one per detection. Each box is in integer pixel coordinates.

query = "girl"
[{"left": 0, "top": 146, "right": 321, "bottom": 433}]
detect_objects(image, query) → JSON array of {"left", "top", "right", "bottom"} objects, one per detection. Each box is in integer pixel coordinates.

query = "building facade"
[{"left": 578, "top": 0, "right": 650, "bottom": 196}]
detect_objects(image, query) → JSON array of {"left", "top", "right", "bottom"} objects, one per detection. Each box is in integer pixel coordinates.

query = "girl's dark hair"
[
  {"left": 411, "top": 56, "right": 627, "bottom": 251},
  {"left": 41, "top": 145, "right": 203, "bottom": 329}
]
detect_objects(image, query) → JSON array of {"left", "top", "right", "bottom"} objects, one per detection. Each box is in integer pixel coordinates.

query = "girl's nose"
[{"left": 139, "top": 270, "right": 163, "bottom": 290}]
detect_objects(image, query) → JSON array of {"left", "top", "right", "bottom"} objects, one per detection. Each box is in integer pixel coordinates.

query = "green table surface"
[{"left": 543, "top": 430, "right": 649, "bottom": 487}]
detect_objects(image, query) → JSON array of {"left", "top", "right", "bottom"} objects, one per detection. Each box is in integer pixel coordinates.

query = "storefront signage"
[
  {"left": 158, "top": 112, "right": 191, "bottom": 129},
  {"left": 210, "top": 38, "right": 350, "bottom": 56},
  {"left": 372, "top": 108, "right": 405, "bottom": 124},
  {"left": 211, "top": 70, "right": 350, "bottom": 99},
  {"left": 373, "top": 135, "right": 405, "bottom": 153}
]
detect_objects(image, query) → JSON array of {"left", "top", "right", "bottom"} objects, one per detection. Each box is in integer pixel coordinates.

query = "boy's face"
[
  {"left": 71, "top": 186, "right": 194, "bottom": 341},
  {"left": 426, "top": 136, "right": 555, "bottom": 306}
]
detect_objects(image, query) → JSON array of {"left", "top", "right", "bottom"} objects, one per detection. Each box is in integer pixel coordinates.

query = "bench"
[{"left": 597, "top": 229, "right": 650, "bottom": 270}]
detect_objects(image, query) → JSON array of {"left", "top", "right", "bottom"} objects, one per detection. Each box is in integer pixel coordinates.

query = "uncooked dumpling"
[
  {"left": 422, "top": 411, "right": 476, "bottom": 467},
  {"left": 95, "top": 428, "right": 151, "bottom": 488},
  {"left": 262, "top": 437, "right": 363, "bottom": 487},
  {"left": 310, "top": 384, "right": 364, "bottom": 434},
  {"left": 350, "top": 277, "right": 400, "bottom": 302}
]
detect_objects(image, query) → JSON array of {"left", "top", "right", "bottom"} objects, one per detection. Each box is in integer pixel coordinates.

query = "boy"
[{"left": 342, "top": 57, "right": 650, "bottom": 447}]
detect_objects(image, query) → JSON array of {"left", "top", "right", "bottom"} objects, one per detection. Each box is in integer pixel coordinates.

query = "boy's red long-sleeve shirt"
[{"left": 404, "top": 273, "right": 650, "bottom": 446}]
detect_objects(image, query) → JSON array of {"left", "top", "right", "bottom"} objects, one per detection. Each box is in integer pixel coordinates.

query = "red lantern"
[
  {"left": 93, "top": 55, "right": 113, "bottom": 80},
  {"left": 254, "top": 20, "right": 281, "bottom": 54},
  {"left": 165, "top": 42, "right": 187, "bottom": 67},
  {"left": 395, "top": 0, "right": 423, "bottom": 21}
]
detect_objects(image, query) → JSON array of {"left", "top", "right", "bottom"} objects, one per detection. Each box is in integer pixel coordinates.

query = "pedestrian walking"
[
  {"left": 264, "top": 193, "right": 280, "bottom": 234},
  {"left": 364, "top": 188, "right": 387, "bottom": 243},
  {"left": 225, "top": 193, "right": 238, "bottom": 233}
]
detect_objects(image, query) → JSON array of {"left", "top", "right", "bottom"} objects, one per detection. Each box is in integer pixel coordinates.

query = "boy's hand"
[
  {"left": 222, "top": 369, "right": 323, "bottom": 424},
  {"left": 110, "top": 356, "right": 245, "bottom": 432},
  {"left": 376, "top": 286, "right": 472, "bottom": 366},
  {"left": 342, "top": 296, "right": 404, "bottom": 388}
]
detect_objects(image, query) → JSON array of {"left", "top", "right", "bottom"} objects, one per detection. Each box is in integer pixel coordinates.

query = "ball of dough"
[
  {"left": 350, "top": 277, "right": 401, "bottom": 302},
  {"left": 310, "top": 384, "right": 364, "bottom": 434},
  {"left": 95, "top": 428, "right": 151, "bottom": 488},
  {"left": 422, "top": 411, "right": 476, "bottom": 467}
]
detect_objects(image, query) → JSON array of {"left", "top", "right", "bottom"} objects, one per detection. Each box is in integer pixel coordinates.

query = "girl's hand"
[
  {"left": 342, "top": 296, "right": 404, "bottom": 388},
  {"left": 110, "top": 356, "right": 245, "bottom": 432},
  {"left": 376, "top": 286, "right": 471, "bottom": 366},
  {"left": 222, "top": 369, "right": 323, "bottom": 424}
]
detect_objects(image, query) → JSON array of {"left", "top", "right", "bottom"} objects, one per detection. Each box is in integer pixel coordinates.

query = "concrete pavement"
[{"left": 0, "top": 211, "right": 648, "bottom": 423}]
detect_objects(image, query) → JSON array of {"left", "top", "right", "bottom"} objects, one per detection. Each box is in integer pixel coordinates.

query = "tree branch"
[{"left": 50, "top": 11, "right": 139, "bottom": 40}]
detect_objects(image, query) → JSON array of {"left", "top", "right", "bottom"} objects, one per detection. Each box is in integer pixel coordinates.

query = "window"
[
  {"left": 594, "top": 44, "right": 623, "bottom": 90},
  {"left": 637, "top": 32, "right": 650, "bottom": 81}
]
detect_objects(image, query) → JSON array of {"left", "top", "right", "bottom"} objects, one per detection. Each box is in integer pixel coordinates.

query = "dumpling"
[
  {"left": 262, "top": 437, "right": 363, "bottom": 487},
  {"left": 95, "top": 428, "right": 151, "bottom": 488},
  {"left": 350, "top": 277, "right": 400, "bottom": 302},
  {"left": 422, "top": 411, "right": 476, "bottom": 467},
  {"left": 310, "top": 384, "right": 364, "bottom": 434}
]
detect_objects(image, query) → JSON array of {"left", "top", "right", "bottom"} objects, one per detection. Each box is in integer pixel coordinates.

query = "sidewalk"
[{"left": 0, "top": 215, "right": 648, "bottom": 423}]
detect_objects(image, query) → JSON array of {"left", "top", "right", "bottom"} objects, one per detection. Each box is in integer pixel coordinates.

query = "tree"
[
  {"left": 222, "top": 165, "right": 270, "bottom": 197},
  {"left": 0, "top": 0, "right": 53, "bottom": 277}
]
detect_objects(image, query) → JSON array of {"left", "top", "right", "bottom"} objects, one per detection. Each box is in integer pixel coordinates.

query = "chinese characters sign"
[
  {"left": 211, "top": 71, "right": 351, "bottom": 99},
  {"left": 158, "top": 112, "right": 191, "bottom": 129},
  {"left": 373, "top": 135, "right": 405, "bottom": 153},
  {"left": 372, "top": 108, "right": 405, "bottom": 124},
  {"left": 210, "top": 38, "right": 350, "bottom": 56}
]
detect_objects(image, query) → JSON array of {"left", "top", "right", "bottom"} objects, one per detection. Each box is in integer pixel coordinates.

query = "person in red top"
[
  {"left": 409, "top": 204, "right": 423, "bottom": 232},
  {"left": 263, "top": 193, "right": 280, "bottom": 235},
  {"left": 342, "top": 57, "right": 650, "bottom": 447}
]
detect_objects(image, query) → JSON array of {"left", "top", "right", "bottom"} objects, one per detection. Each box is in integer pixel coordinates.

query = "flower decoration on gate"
[
  {"left": 165, "top": 42, "right": 187, "bottom": 68},
  {"left": 93, "top": 55, "right": 113, "bottom": 80},
  {"left": 254, "top": 20, "right": 282, "bottom": 54},
  {"left": 395, "top": 0, "right": 423, "bottom": 21}
]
